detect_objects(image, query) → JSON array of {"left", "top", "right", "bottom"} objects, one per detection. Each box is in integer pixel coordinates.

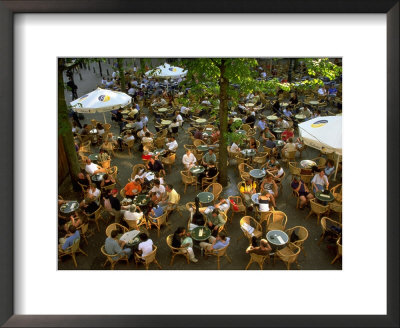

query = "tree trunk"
[
  {"left": 288, "top": 58, "right": 295, "bottom": 82},
  {"left": 58, "top": 58, "right": 80, "bottom": 180},
  {"left": 117, "top": 58, "right": 125, "bottom": 92},
  {"left": 98, "top": 60, "right": 103, "bottom": 77},
  {"left": 218, "top": 59, "right": 229, "bottom": 186}
]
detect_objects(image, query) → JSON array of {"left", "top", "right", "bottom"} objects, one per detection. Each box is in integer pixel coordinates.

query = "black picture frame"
[{"left": 0, "top": 1, "right": 398, "bottom": 327}]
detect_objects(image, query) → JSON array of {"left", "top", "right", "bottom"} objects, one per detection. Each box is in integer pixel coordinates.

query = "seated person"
[
  {"left": 165, "top": 136, "right": 178, "bottom": 154},
  {"left": 202, "top": 149, "right": 217, "bottom": 167},
  {"left": 248, "top": 137, "right": 257, "bottom": 150},
  {"left": 282, "top": 107, "right": 293, "bottom": 118},
  {"left": 240, "top": 178, "right": 257, "bottom": 209},
  {"left": 76, "top": 172, "right": 91, "bottom": 188},
  {"left": 200, "top": 231, "right": 230, "bottom": 253},
  {"left": 324, "top": 159, "right": 335, "bottom": 178},
  {"left": 159, "top": 184, "right": 179, "bottom": 212},
  {"left": 276, "top": 117, "right": 290, "bottom": 130},
  {"left": 182, "top": 149, "right": 197, "bottom": 170},
  {"left": 168, "top": 118, "right": 180, "bottom": 134},
  {"left": 214, "top": 196, "right": 230, "bottom": 214},
  {"left": 260, "top": 174, "right": 278, "bottom": 206},
  {"left": 137, "top": 126, "right": 153, "bottom": 139},
  {"left": 199, "top": 160, "right": 218, "bottom": 183},
  {"left": 105, "top": 229, "right": 131, "bottom": 260},
  {"left": 62, "top": 211, "right": 84, "bottom": 233},
  {"left": 266, "top": 157, "right": 279, "bottom": 172},
  {"left": 246, "top": 238, "right": 272, "bottom": 255},
  {"left": 147, "top": 157, "right": 166, "bottom": 175},
  {"left": 100, "top": 174, "right": 115, "bottom": 189},
  {"left": 274, "top": 164, "right": 284, "bottom": 182},
  {"left": 124, "top": 178, "right": 142, "bottom": 199},
  {"left": 281, "top": 138, "right": 297, "bottom": 159},
  {"left": 281, "top": 127, "right": 294, "bottom": 142},
  {"left": 206, "top": 208, "right": 226, "bottom": 237},
  {"left": 141, "top": 132, "right": 154, "bottom": 146},
  {"left": 311, "top": 169, "right": 329, "bottom": 193},
  {"left": 230, "top": 142, "right": 241, "bottom": 154},
  {"left": 257, "top": 117, "right": 267, "bottom": 132},
  {"left": 211, "top": 129, "right": 220, "bottom": 144},
  {"left": 98, "top": 149, "right": 111, "bottom": 162},
  {"left": 59, "top": 225, "right": 80, "bottom": 251},
  {"left": 291, "top": 176, "right": 314, "bottom": 209},
  {"left": 84, "top": 159, "right": 106, "bottom": 175},
  {"left": 86, "top": 184, "right": 101, "bottom": 202},
  {"left": 80, "top": 197, "right": 100, "bottom": 218},
  {"left": 122, "top": 204, "right": 144, "bottom": 225},
  {"left": 245, "top": 114, "right": 256, "bottom": 128},
  {"left": 262, "top": 127, "right": 276, "bottom": 141},
  {"left": 150, "top": 179, "right": 166, "bottom": 199},
  {"left": 171, "top": 227, "right": 198, "bottom": 263},
  {"left": 148, "top": 203, "right": 164, "bottom": 223},
  {"left": 258, "top": 190, "right": 272, "bottom": 212},
  {"left": 264, "top": 137, "right": 276, "bottom": 150},
  {"left": 118, "top": 131, "right": 135, "bottom": 150},
  {"left": 174, "top": 111, "right": 184, "bottom": 126}
]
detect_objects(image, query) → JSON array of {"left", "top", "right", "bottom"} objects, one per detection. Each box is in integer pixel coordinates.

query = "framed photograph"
[{"left": 1, "top": 1, "right": 398, "bottom": 327}]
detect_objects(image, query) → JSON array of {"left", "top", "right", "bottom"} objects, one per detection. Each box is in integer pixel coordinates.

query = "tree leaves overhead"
[{"left": 303, "top": 58, "right": 342, "bottom": 81}]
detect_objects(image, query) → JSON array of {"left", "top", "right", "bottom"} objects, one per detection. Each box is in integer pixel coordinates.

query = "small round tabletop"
[
  {"left": 190, "top": 165, "right": 205, "bottom": 175},
  {"left": 300, "top": 160, "right": 317, "bottom": 169},
  {"left": 245, "top": 103, "right": 255, "bottom": 107},
  {"left": 266, "top": 230, "right": 289, "bottom": 249},
  {"left": 197, "top": 192, "right": 214, "bottom": 204},
  {"left": 197, "top": 145, "right": 209, "bottom": 152},
  {"left": 59, "top": 201, "right": 79, "bottom": 214},
  {"left": 153, "top": 149, "right": 166, "bottom": 156},
  {"left": 295, "top": 114, "right": 306, "bottom": 120},
  {"left": 158, "top": 107, "right": 168, "bottom": 112},
  {"left": 280, "top": 102, "right": 289, "bottom": 107},
  {"left": 251, "top": 193, "right": 260, "bottom": 204},
  {"left": 88, "top": 154, "right": 99, "bottom": 162},
  {"left": 315, "top": 191, "right": 335, "bottom": 203},
  {"left": 267, "top": 115, "right": 278, "bottom": 121},
  {"left": 275, "top": 140, "right": 285, "bottom": 147},
  {"left": 236, "top": 130, "right": 247, "bottom": 135},
  {"left": 250, "top": 169, "right": 266, "bottom": 179},
  {"left": 195, "top": 118, "right": 207, "bottom": 124},
  {"left": 125, "top": 123, "right": 135, "bottom": 128},
  {"left": 161, "top": 120, "right": 172, "bottom": 125},
  {"left": 191, "top": 226, "right": 211, "bottom": 241},
  {"left": 119, "top": 230, "right": 140, "bottom": 246},
  {"left": 273, "top": 128, "right": 285, "bottom": 134},
  {"left": 89, "top": 129, "right": 98, "bottom": 134},
  {"left": 241, "top": 149, "right": 256, "bottom": 157},
  {"left": 121, "top": 109, "right": 130, "bottom": 114},
  {"left": 309, "top": 100, "right": 320, "bottom": 105},
  {"left": 91, "top": 172, "right": 106, "bottom": 181},
  {"left": 133, "top": 194, "right": 150, "bottom": 207},
  {"left": 233, "top": 117, "right": 243, "bottom": 122},
  {"left": 203, "top": 131, "right": 212, "bottom": 137}
]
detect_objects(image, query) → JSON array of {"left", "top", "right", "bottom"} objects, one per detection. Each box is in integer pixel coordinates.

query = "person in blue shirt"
[
  {"left": 149, "top": 204, "right": 164, "bottom": 223},
  {"left": 328, "top": 85, "right": 337, "bottom": 95},
  {"left": 60, "top": 225, "right": 80, "bottom": 251},
  {"left": 105, "top": 229, "right": 131, "bottom": 261},
  {"left": 257, "top": 117, "right": 267, "bottom": 132},
  {"left": 199, "top": 231, "right": 230, "bottom": 253},
  {"left": 324, "top": 159, "right": 335, "bottom": 178}
]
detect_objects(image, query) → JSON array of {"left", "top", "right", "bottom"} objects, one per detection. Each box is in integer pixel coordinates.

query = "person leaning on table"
[
  {"left": 246, "top": 238, "right": 272, "bottom": 256},
  {"left": 206, "top": 208, "right": 226, "bottom": 237},
  {"left": 105, "top": 229, "right": 132, "bottom": 261},
  {"left": 311, "top": 169, "right": 329, "bottom": 193},
  {"left": 200, "top": 231, "right": 230, "bottom": 254}
]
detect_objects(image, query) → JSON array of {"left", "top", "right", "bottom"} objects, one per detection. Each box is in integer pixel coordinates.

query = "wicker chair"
[
  {"left": 266, "top": 211, "right": 288, "bottom": 232},
  {"left": 288, "top": 162, "right": 301, "bottom": 176},
  {"left": 161, "top": 153, "right": 176, "bottom": 173},
  {"left": 101, "top": 183, "right": 116, "bottom": 195},
  {"left": 201, "top": 172, "right": 219, "bottom": 190},
  {"left": 107, "top": 166, "right": 119, "bottom": 185},
  {"left": 318, "top": 217, "right": 342, "bottom": 245},
  {"left": 239, "top": 216, "right": 263, "bottom": 242},
  {"left": 100, "top": 245, "right": 129, "bottom": 270},
  {"left": 285, "top": 226, "right": 309, "bottom": 256},
  {"left": 154, "top": 136, "right": 166, "bottom": 149},
  {"left": 58, "top": 238, "right": 88, "bottom": 268},
  {"left": 204, "top": 243, "right": 232, "bottom": 270},
  {"left": 86, "top": 205, "right": 105, "bottom": 232},
  {"left": 204, "top": 182, "right": 223, "bottom": 202},
  {"left": 148, "top": 212, "right": 169, "bottom": 237},
  {"left": 282, "top": 150, "right": 297, "bottom": 165},
  {"left": 300, "top": 173, "right": 313, "bottom": 189},
  {"left": 180, "top": 170, "right": 197, "bottom": 194},
  {"left": 134, "top": 245, "right": 162, "bottom": 270},
  {"left": 329, "top": 201, "right": 342, "bottom": 222},
  {"left": 235, "top": 155, "right": 249, "bottom": 166},
  {"left": 227, "top": 196, "right": 246, "bottom": 223},
  {"left": 193, "top": 139, "right": 206, "bottom": 147},
  {"left": 132, "top": 164, "right": 146, "bottom": 177},
  {"left": 124, "top": 216, "right": 148, "bottom": 232},
  {"left": 122, "top": 139, "right": 135, "bottom": 156},
  {"left": 166, "top": 234, "right": 190, "bottom": 266},
  {"left": 274, "top": 242, "right": 301, "bottom": 270},
  {"left": 311, "top": 157, "right": 327, "bottom": 169},
  {"left": 79, "top": 140, "right": 91, "bottom": 153},
  {"left": 76, "top": 222, "right": 91, "bottom": 245},
  {"left": 252, "top": 153, "right": 268, "bottom": 168},
  {"left": 245, "top": 252, "right": 270, "bottom": 270},
  {"left": 330, "top": 184, "right": 342, "bottom": 203},
  {"left": 238, "top": 163, "right": 254, "bottom": 180},
  {"left": 184, "top": 144, "right": 196, "bottom": 152},
  {"left": 306, "top": 199, "right": 329, "bottom": 225},
  {"left": 105, "top": 223, "right": 128, "bottom": 237},
  {"left": 331, "top": 237, "right": 342, "bottom": 264}
]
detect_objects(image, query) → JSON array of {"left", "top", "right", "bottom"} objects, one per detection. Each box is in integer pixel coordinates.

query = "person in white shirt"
[
  {"left": 138, "top": 126, "right": 153, "bottom": 139},
  {"left": 112, "top": 71, "right": 117, "bottom": 78},
  {"left": 122, "top": 205, "right": 143, "bottom": 224},
  {"left": 311, "top": 169, "right": 329, "bottom": 193},
  {"left": 230, "top": 142, "right": 241, "bottom": 154},
  {"left": 87, "top": 184, "right": 100, "bottom": 201},
  {"left": 150, "top": 179, "right": 166, "bottom": 198},
  {"left": 274, "top": 164, "right": 284, "bottom": 182},
  {"left": 101, "top": 77, "right": 107, "bottom": 87},
  {"left": 168, "top": 118, "right": 180, "bottom": 134},
  {"left": 175, "top": 111, "right": 184, "bottom": 126},
  {"left": 132, "top": 80, "right": 138, "bottom": 86},
  {"left": 159, "top": 98, "right": 167, "bottom": 106},
  {"left": 182, "top": 149, "right": 197, "bottom": 170},
  {"left": 260, "top": 71, "right": 267, "bottom": 79},
  {"left": 318, "top": 86, "right": 327, "bottom": 96},
  {"left": 85, "top": 159, "right": 106, "bottom": 175},
  {"left": 140, "top": 114, "right": 148, "bottom": 126},
  {"left": 141, "top": 132, "right": 153, "bottom": 145},
  {"left": 215, "top": 196, "right": 230, "bottom": 213},
  {"left": 105, "top": 78, "right": 113, "bottom": 89},
  {"left": 283, "top": 108, "right": 292, "bottom": 118},
  {"left": 277, "top": 117, "right": 290, "bottom": 129},
  {"left": 128, "top": 86, "right": 135, "bottom": 96},
  {"left": 180, "top": 106, "right": 190, "bottom": 116},
  {"left": 137, "top": 233, "right": 153, "bottom": 258},
  {"left": 165, "top": 136, "right": 178, "bottom": 153}
]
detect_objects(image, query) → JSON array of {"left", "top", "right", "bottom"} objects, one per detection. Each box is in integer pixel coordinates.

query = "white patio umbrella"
[
  {"left": 298, "top": 116, "right": 342, "bottom": 180},
  {"left": 70, "top": 88, "right": 131, "bottom": 123},
  {"left": 145, "top": 63, "right": 187, "bottom": 80}
]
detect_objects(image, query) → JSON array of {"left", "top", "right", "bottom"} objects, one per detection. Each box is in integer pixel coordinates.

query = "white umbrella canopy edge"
[{"left": 145, "top": 63, "right": 187, "bottom": 79}]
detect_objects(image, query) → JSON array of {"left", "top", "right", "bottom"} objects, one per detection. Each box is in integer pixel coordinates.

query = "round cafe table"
[
  {"left": 88, "top": 153, "right": 99, "bottom": 162},
  {"left": 273, "top": 128, "right": 285, "bottom": 139},
  {"left": 233, "top": 117, "right": 243, "bottom": 122},
  {"left": 295, "top": 114, "right": 306, "bottom": 121},
  {"left": 157, "top": 107, "right": 168, "bottom": 112},
  {"left": 89, "top": 129, "right": 98, "bottom": 135},
  {"left": 266, "top": 230, "right": 289, "bottom": 251},
  {"left": 195, "top": 118, "right": 207, "bottom": 124},
  {"left": 119, "top": 230, "right": 140, "bottom": 246},
  {"left": 267, "top": 115, "right": 278, "bottom": 121},
  {"left": 300, "top": 160, "right": 317, "bottom": 169},
  {"left": 197, "top": 192, "right": 214, "bottom": 204},
  {"left": 125, "top": 123, "right": 135, "bottom": 129},
  {"left": 236, "top": 130, "right": 247, "bottom": 135},
  {"left": 250, "top": 169, "right": 266, "bottom": 180},
  {"left": 196, "top": 145, "right": 209, "bottom": 152},
  {"left": 315, "top": 191, "right": 335, "bottom": 203},
  {"left": 153, "top": 149, "right": 166, "bottom": 157},
  {"left": 275, "top": 140, "right": 285, "bottom": 147},
  {"left": 245, "top": 103, "right": 255, "bottom": 107},
  {"left": 121, "top": 109, "right": 130, "bottom": 114},
  {"left": 91, "top": 172, "right": 106, "bottom": 182},
  {"left": 241, "top": 149, "right": 256, "bottom": 158},
  {"left": 133, "top": 194, "right": 150, "bottom": 208},
  {"left": 161, "top": 120, "right": 172, "bottom": 126},
  {"left": 280, "top": 102, "right": 289, "bottom": 107},
  {"left": 309, "top": 100, "right": 320, "bottom": 105},
  {"left": 59, "top": 201, "right": 79, "bottom": 214},
  {"left": 191, "top": 226, "right": 211, "bottom": 242},
  {"left": 190, "top": 165, "right": 205, "bottom": 175}
]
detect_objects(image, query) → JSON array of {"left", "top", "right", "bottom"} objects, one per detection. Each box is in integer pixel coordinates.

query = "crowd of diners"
[{"left": 59, "top": 61, "right": 342, "bottom": 269}]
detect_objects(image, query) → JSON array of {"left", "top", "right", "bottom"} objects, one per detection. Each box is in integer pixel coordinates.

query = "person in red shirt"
[
  {"left": 124, "top": 178, "right": 142, "bottom": 199},
  {"left": 281, "top": 127, "right": 294, "bottom": 142}
]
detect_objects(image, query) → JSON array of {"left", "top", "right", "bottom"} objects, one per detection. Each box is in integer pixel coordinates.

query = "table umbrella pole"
[
  {"left": 103, "top": 112, "right": 107, "bottom": 124},
  {"left": 333, "top": 152, "right": 340, "bottom": 181}
]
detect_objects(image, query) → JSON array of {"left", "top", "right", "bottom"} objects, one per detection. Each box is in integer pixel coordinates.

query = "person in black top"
[
  {"left": 245, "top": 114, "right": 256, "bottom": 128},
  {"left": 111, "top": 108, "right": 125, "bottom": 133},
  {"left": 106, "top": 189, "right": 122, "bottom": 222},
  {"left": 198, "top": 160, "right": 218, "bottom": 183},
  {"left": 81, "top": 197, "right": 99, "bottom": 218},
  {"left": 289, "top": 93, "right": 299, "bottom": 105},
  {"left": 171, "top": 227, "right": 198, "bottom": 263},
  {"left": 67, "top": 77, "right": 78, "bottom": 100},
  {"left": 272, "top": 100, "right": 280, "bottom": 113},
  {"left": 191, "top": 197, "right": 205, "bottom": 226},
  {"left": 147, "top": 157, "right": 166, "bottom": 175},
  {"left": 76, "top": 172, "right": 91, "bottom": 188},
  {"left": 171, "top": 227, "right": 185, "bottom": 248}
]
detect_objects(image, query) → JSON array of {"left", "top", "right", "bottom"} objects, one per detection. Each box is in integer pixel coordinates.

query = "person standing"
[{"left": 67, "top": 77, "right": 78, "bottom": 100}]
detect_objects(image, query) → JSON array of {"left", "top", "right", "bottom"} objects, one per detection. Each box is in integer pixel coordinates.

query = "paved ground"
[{"left": 59, "top": 59, "right": 342, "bottom": 270}]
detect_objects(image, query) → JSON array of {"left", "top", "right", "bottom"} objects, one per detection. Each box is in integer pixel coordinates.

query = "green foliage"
[{"left": 303, "top": 58, "right": 342, "bottom": 81}]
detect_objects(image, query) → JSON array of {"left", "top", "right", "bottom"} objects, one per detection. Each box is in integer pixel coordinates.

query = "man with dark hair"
[
  {"left": 206, "top": 208, "right": 226, "bottom": 237},
  {"left": 137, "top": 233, "right": 153, "bottom": 258},
  {"left": 147, "top": 157, "right": 165, "bottom": 175},
  {"left": 59, "top": 225, "right": 80, "bottom": 251},
  {"left": 105, "top": 229, "right": 131, "bottom": 260},
  {"left": 171, "top": 227, "right": 198, "bottom": 263},
  {"left": 160, "top": 184, "right": 179, "bottom": 212},
  {"left": 107, "top": 189, "right": 122, "bottom": 222},
  {"left": 200, "top": 231, "right": 230, "bottom": 253}
]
